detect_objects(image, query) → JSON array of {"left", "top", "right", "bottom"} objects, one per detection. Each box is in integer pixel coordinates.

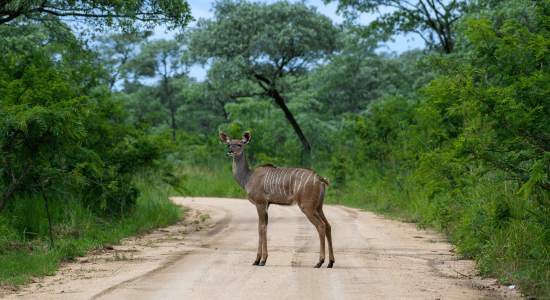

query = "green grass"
[
  {"left": 323, "top": 168, "right": 422, "bottom": 222},
  {"left": 0, "top": 172, "right": 188, "bottom": 289},
  {"left": 180, "top": 164, "right": 246, "bottom": 198},
  {"left": 329, "top": 169, "right": 550, "bottom": 298}
]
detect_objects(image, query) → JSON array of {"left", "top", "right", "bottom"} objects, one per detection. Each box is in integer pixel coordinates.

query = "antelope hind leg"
[
  {"left": 318, "top": 208, "right": 335, "bottom": 268},
  {"left": 255, "top": 204, "right": 269, "bottom": 266},
  {"left": 302, "top": 209, "right": 327, "bottom": 268}
]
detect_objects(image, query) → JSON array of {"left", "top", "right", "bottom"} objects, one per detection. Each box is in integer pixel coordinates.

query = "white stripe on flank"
[
  {"left": 288, "top": 169, "right": 298, "bottom": 196},
  {"left": 297, "top": 171, "right": 306, "bottom": 194},
  {"left": 268, "top": 169, "right": 275, "bottom": 193},
  {"left": 283, "top": 169, "right": 294, "bottom": 196},
  {"left": 264, "top": 169, "right": 271, "bottom": 192},
  {"left": 265, "top": 169, "right": 271, "bottom": 193},
  {"left": 304, "top": 172, "right": 313, "bottom": 192},
  {"left": 272, "top": 169, "right": 279, "bottom": 194},
  {"left": 277, "top": 168, "right": 288, "bottom": 194},
  {"left": 271, "top": 169, "right": 278, "bottom": 194},
  {"left": 280, "top": 169, "right": 287, "bottom": 197},
  {"left": 269, "top": 169, "right": 277, "bottom": 193},
  {"left": 294, "top": 170, "right": 303, "bottom": 194},
  {"left": 275, "top": 168, "right": 283, "bottom": 195},
  {"left": 293, "top": 170, "right": 301, "bottom": 194},
  {"left": 274, "top": 169, "right": 281, "bottom": 194},
  {"left": 273, "top": 169, "right": 282, "bottom": 194},
  {"left": 314, "top": 174, "right": 316, "bottom": 185}
]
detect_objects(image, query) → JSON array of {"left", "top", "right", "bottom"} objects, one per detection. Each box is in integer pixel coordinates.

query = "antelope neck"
[{"left": 233, "top": 151, "right": 252, "bottom": 188}]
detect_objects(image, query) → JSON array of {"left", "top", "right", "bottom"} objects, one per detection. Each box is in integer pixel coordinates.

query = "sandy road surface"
[{"left": 3, "top": 197, "right": 520, "bottom": 300}]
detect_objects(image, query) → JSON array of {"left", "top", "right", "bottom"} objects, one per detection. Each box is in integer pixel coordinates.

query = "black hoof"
[
  {"left": 259, "top": 261, "right": 266, "bottom": 266},
  {"left": 314, "top": 259, "right": 325, "bottom": 268},
  {"left": 327, "top": 260, "right": 334, "bottom": 268},
  {"left": 252, "top": 261, "right": 259, "bottom": 266}
]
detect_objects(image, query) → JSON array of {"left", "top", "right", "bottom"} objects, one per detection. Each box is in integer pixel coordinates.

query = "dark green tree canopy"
[
  {"left": 190, "top": 0, "right": 339, "bottom": 72},
  {"left": 0, "top": 0, "right": 194, "bottom": 34},
  {"left": 323, "top": 0, "right": 469, "bottom": 53},
  {"left": 188, "top": 0, "right": 341, "bottom": 153}
]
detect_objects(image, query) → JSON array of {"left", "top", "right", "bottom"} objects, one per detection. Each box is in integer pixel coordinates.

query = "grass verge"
[{"left": 0, "top": 172, "right": 187, "bottom": 289}]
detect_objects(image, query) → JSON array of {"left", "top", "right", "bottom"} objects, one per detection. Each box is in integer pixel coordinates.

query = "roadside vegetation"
[
  {"left": 0, "top": 172, "right": 186, "bottom": 288},
  {"left": 1, "top": 0, "right": 549, "bottom": 298}
]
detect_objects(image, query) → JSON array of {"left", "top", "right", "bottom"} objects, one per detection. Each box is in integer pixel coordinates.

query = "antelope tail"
[{"left": 319, "top": 176, "right": 330, "bottom": 187}]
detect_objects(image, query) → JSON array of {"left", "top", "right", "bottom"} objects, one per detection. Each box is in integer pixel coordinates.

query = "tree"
[
  {"left": 179, "top": 59, "right": 259, "bottom": 134},
  {"left": 0, "top": 20, "right": 174, "bottom": 218},
  {"left": 126, "top": 39, "right": 194, "bottom": 140},
  {"left": 0, "top": 49, "right": 97, "bottom": 214},
  {"left": 0, "top": 0, "right": 194, "bottom": 35},
  {"left": 323, "top": 0, "right": 470, "bottom": 53},
  {"left": 187, "top": 0, "right": 341, "bottom": 153},
  {"left": 306, "top": 32, "right": 432, "bottom": 116},
  {"left": 95, "top": 32, "right": 152, "bottom": 90},
  {"left": 77, "top": 87, "right": 172, "bottom": 217},
  {"left": 419, "top": 16, "right": 550, "bottom": 204}
]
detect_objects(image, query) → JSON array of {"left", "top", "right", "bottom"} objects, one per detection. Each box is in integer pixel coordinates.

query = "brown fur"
[
  {"left": 219, "top": 131, "right": 335, "bottom": 268},
  {"left": 259, "top": 163, "right": 277, "bottom": 168}
]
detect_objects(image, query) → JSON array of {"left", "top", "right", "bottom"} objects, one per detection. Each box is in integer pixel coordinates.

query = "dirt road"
[{"left": 3, "top": 197, "right": 519, "bottom": 299}]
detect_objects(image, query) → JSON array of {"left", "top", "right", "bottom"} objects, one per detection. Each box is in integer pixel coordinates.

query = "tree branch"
[
  {"left": 17, "top": 176, "right": 53, "bottom": 190},
  {"left": 0, "top": 159, "right": 33, "bottom": 214}
]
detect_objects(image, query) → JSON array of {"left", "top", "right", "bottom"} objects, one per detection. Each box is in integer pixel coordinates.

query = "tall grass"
[
  {"left": 331, "top": 168, "right": 550, "bottom": 298},
  {"left": 179, "top": 164, "right": 246, "bottom": 198},
  {"left": 0, "top": 172, "right": 186, "bottom": 288}
]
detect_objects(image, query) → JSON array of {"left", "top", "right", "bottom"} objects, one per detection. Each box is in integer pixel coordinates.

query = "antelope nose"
[{"left": 227, "top": 150, "right": 234, "bottom": 155}]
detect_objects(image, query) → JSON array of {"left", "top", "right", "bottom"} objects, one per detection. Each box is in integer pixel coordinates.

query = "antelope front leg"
[{"left": 254, "top": 203, "right": 269, "bottom": 266}]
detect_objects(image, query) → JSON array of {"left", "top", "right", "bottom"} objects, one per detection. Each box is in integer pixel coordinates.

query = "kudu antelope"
[{"left": 219, "top": 131, "right": 335, "bottom": 268}]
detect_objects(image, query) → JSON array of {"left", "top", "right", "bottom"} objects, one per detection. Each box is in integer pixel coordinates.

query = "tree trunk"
[
  {"left": 270, "top": 89, "right": 311, "bottom": 153},
  {"left": 163, "top": 76, "right": 177, "bottom": 141},
  {"left": 41, "top": 188, "right": 55, "bottom": 249},
  {"left": 170, "top": 106, "right": 177, "bottom": 141},
  {"left": 0, "top": 191, "right": 12, "bottom": 215}
]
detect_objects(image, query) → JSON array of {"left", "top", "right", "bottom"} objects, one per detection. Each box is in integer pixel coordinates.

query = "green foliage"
[
  {"left": 453, "top": 0, "right": 539, "bottom": 54},
  {"left": 95, "top": 31, "right": 152, "bottom": 89},
  {"left": 0, "top": 0, "right": 194, "bottom": 291},
  {"left": 0, "top": 47, "right": 97, "bottom": 212},
  {"left": 120, "top": 39, "right": 196, "bottom": 140},
  {"left": 77, "top": 87, "right": 174, "bottom": 215},
  {"left": 323, "top": 0, "right": 469, "bottom": 53},
  {"left": 189, "top": 0, "right": 340, "bottom": 65},
  {"left": 0, "top": 0, "right": 194, "bottom": 35},
  {"left": 188, "top": 0, "right": 342, "bottom": 152},
  {"left": 420, "top": 17, "right": 550, "bottom": 202},
  {"left": 0, "top": 172, "right": 185, "bottom": 288},
  {"left": 310, "top": 34, "right": 427, "bottom": 115},
  {"left": 180, "top": 165, "right": 246, "bottom": 198},
  {"left": 413, "top": 15, "right": 550, "bottom": 297}
]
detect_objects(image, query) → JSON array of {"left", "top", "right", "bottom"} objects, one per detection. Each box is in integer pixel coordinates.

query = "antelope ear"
[
  {"left": 242, "top": 131, "right": 251, "bottom": 145},
  {"left": 219, "top": 131, "right": 232, "bottom": 144}
]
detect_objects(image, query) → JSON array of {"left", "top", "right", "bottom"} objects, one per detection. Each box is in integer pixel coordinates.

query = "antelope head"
[{"left": 219, "top": 131, "right": 251, "bottom": 158}]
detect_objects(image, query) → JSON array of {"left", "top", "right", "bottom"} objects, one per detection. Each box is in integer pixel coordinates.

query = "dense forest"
[{"left": 1, "top": 0, "right": 549, "bottom": 297}]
